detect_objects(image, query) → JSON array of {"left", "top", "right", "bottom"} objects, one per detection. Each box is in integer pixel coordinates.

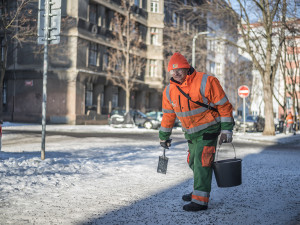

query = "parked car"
[
  {"left": 233, "top": 115, "right": 242, "bottom": 131},
  {"left": 236, "top": 115, "right": 265, "bottom": 132},
  {"left": 108, "top": 109, "right": 160, "bottom": 129},
  {"left": 146, "top": 111, "right": 163, "bottom": 122},
  {"left": 146, "top": 111, "right": 182, "bottom": 128}
]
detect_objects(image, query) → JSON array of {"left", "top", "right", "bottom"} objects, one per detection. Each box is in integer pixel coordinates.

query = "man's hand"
[
  {"left": 160, "top": 139, "right": 172, "bottom": 149},
  {"left": 219, "top": 130, "right": 233, "bottom": 145}
]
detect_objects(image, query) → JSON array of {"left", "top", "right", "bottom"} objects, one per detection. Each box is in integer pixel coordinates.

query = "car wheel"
[{"left": 144, "top": 121, "right": 153, "bottom": 129}]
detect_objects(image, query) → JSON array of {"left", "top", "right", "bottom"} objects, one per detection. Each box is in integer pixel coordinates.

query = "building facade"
[
  {"left": 4, "top": 0, "right": 166, "bottom": 124},
  {"left": 2, "top": 0, "right": 240, "bottom": 124}
]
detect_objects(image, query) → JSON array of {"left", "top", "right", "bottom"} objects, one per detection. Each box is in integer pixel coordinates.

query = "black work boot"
[
  {"left": 183, "top": 202, "right": 208, "bottom": 212},
  {"left": 182, "top": 192, "right": 192, "bottom": 201}
]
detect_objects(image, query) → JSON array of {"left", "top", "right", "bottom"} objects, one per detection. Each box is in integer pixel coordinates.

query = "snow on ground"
[{"left": 0, "top": 123, "right": 300, "bottom": 225}]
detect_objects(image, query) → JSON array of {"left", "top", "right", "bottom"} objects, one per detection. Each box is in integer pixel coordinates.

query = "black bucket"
[{"left": 212, "top": 143, "right": 242, "bottom": 187}]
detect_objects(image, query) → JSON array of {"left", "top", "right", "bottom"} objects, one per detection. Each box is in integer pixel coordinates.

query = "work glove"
[
  {"left": 160, "top": 139, "right": 172, "bottom": 149},
  {"left": 219, "top": 130, "right": 233, "bottom": 145}
]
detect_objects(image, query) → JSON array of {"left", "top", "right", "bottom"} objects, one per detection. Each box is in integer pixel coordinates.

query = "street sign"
[
  {"left": 238, "top": 85, "right": 250, "bottom": 98},
  {"left": 37, "top": 0, "right": 61, "bottom": 45}
]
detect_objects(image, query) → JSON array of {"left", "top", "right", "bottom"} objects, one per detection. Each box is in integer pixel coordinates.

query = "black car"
[{"left": 108, "top": 109, "right": 160, "bottom": 129}]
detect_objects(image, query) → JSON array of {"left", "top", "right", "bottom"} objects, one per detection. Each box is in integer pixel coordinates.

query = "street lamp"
[{"left": 192, "top": 31, "right": 209, "bottom": 68}]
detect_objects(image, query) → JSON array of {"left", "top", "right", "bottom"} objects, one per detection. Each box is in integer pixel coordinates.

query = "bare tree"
[
  {"left": 223, "top": 0, "right": 288, "bottom": 135},
  {"left": 0, "top": 0, "right": 36, "bottom": 114},
  {"left": 106, "top": 0, "right": 145, "bottom": 113},
  {"left": 163, "top": 0, "right": 209, "bottom": 79},
  {"left": 276, "top": 18, "right": 300, "bottom": 122}
]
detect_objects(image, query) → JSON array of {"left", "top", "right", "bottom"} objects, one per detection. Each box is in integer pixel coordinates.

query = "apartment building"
[
  {"left": 3, "top": 0, "right": 165, "bottom": 124},
  {"left": 3, "top": 0, "right": 237, "bottom": 124}
]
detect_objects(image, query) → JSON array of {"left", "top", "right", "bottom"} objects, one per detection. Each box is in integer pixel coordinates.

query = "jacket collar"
[{"left": 170, "top": 67, "right": 196, "bottom": 86}]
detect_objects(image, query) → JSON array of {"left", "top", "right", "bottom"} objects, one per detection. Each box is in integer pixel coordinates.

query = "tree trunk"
[
  {"left": 262, "top": 73, "right": 275, "bottom": 135},
  {"left": 125, "top": 88, "right": 130, "bottom": 113}
]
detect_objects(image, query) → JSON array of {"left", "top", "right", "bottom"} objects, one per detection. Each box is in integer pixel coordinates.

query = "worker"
[
  {"left": 286, "top": 112, "right": 294, "bottom": 134},
  {"left": 159, "top": 52, "right": 235, "bottom": 212}
]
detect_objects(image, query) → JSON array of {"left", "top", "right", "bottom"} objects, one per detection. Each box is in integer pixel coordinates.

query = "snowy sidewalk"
[{"left": 0, "top": 123, "right": 300, "bottom": 224}]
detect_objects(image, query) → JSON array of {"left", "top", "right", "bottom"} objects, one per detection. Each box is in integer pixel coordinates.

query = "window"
[
  {"left": 286, "top": 97, "right": 292, "bottom": 109},
  {"left": 210, "top": 61, "right": 215, "bottom": 74},
  {"left": 89, "top": 4, "right": 97, "bottom": 24},
  {"left": 151, "top": 0, "right": 159, "bottom": 13},
  {"left": 1, "top": 38, "right": 4, "bottom": 62},
  {"left": 103, "top": 53, "right": 108, "bottom": 70},
  {"left": 173, "top": 12, "right": 177, "bottom": 27},
  {"left": 116, "top": 58, "right": 123, "bottom": 72},
  {"left": 112, "top": 94, "right": 118, "bottom": 108},
  {"left": 216, "top": 63, "right": 221, "bottom": 75},
  {"left": 183, "top": 19, "right": 187, "bottom": 31},
  {"left": 150, "top": 59, "right": 158, "bottom": 77},
  {"left": 2, "top": 80, "right": 7, "bottom": 106},
  {"left": 288, "top": 53, "right": 294, "bottom": 62},
  {"left": 89, "top": 42, "right": 97, "bottom": 66},
  {"left": 100, "top": 93, "right": 104, "bottom": 108},
  {"left": 208, "top": 40, "right": 215, "bottom": 51},
  {"left": 150, "top": 28, "right": 159, "bottom": 45},
  {"left": 134, "top": 0, "right": 140, "bottom": 7},
  {"left": 85, "top": 83, "right": 93, "bottom": 107},
  {"left": 216, "top": 42, "right": 223, "bottom": 53}
]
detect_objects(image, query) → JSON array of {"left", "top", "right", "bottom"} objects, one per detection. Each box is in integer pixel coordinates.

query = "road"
[
  {"left": 3, "top": 127, "right": 270, "bottom": 149},
  {"left": 1, "top": 127, "right": 300, "bottom": 225}
]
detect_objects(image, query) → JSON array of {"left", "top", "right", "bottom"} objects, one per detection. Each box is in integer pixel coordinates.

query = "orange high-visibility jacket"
[
  {"left": 159, "top": 70, "right": 234, "bottom": 140},
  {"left": 286, "top": 114, "right": 294, "bottom": 124}
]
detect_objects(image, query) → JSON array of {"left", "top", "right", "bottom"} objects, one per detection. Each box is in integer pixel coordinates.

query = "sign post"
[
  {"left": 37, "top": 0, "right": 61, "bottom": 160},
  {"left": 238, "top": 85, "right": 250, "bottom": 133}
]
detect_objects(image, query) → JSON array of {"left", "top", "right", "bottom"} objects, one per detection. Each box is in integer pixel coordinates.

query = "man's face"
[{"left": 170, "top": 68, "right": 189, "bottom": 84}]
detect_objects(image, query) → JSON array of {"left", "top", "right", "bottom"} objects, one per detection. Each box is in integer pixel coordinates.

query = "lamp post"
[{"left": 192, "top": 31, "right": 209, "bottom": 68}]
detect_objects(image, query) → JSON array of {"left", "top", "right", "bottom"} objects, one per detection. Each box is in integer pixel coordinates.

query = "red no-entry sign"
[{"left": 238, "top": 85, "right": 250, "bottom": 98}]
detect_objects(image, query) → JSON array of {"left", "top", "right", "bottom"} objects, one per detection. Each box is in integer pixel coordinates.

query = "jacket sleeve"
[
  {"left": 159, "top": 86, "right": 176, "bottom": 140},
  {"left": 207, "top": 77, "right": 235, "bottom": 130}
]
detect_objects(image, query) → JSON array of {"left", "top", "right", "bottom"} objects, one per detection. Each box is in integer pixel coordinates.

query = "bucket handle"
[{"left": 215, "top": 142, "right": 236, "bottom": 162}]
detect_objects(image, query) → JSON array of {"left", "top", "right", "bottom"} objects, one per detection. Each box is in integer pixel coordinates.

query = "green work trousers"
[{"left": 187, "top": 135, "right": 218, "bottom": 194}]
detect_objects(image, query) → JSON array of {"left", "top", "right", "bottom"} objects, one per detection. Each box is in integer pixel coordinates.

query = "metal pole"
[
  {"left": 243, "top": 97, "right": 246, "bottom": 134},
  {"left": 41, "top": 0, "right": 50, "bottom": 160},
  {"left": 192, "top": 31, "right": 209, "bottom": 68}
]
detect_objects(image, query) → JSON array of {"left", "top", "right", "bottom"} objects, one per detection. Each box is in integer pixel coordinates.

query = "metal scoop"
[{"left": 157, "top": 148, "right": 168, "bottom": 174}]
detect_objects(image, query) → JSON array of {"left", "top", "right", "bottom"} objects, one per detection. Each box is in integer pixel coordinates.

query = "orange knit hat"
[{"left": 168, "top": 52, "right": 190, "bottom": 72}]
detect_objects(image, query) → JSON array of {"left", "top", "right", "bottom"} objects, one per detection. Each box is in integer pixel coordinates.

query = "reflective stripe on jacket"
[
  {"left": 159, "top": 70, "right": 234, "bottom": 140},
  {"left": 286, "top": 114, "right": 293, "bottom": 124}
]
